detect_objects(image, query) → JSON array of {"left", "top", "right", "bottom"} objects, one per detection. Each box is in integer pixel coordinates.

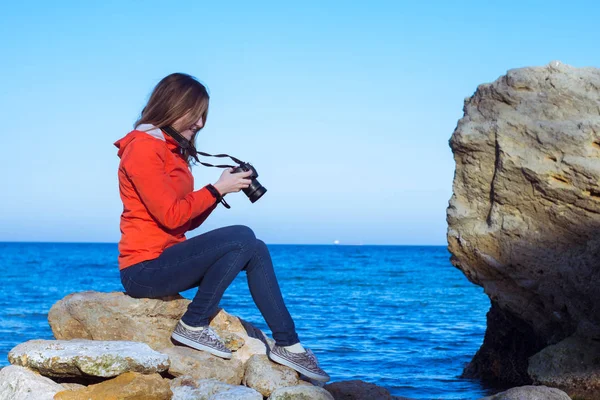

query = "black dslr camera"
[{"left": 231, "top": 162, "right": 267, "bottom": 203}]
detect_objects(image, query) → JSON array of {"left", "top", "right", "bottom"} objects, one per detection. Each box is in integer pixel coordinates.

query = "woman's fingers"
[{"left": 215, "top": 169, "right": 252, "bottom": 194}]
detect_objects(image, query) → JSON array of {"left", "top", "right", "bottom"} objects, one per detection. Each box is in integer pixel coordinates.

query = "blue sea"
[{"left": 0, "top": 242, "right": 499, "bottom": 399}]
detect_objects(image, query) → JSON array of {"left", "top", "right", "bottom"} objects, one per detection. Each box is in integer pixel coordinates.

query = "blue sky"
[{"left": 1, "top": 0, "right": 599, "bottom": 245}]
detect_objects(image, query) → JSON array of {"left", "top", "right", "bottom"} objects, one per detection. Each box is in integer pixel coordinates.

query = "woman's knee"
[
  {"left": 226, "top": 225, "right": 256, "bottom": 247},
  {"left": 242, "top": 238, "right": 271, "bottom": 273},
  {"left": 255, "top": 238, "right": 268, "bottom": 254},
  {"left": 254, "top": 239, "right": 273, "bottom": 264}
]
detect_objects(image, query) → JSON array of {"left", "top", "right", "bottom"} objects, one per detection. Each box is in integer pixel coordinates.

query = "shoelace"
[
  {"left": 307, "top": 350, "right": 328, "bottom": 374},
  {"left": 204, "top": 327, "right": 224, "bottom": 343},
  {"left": 305, "top": 349, "right": 319, "bottom": 365}
]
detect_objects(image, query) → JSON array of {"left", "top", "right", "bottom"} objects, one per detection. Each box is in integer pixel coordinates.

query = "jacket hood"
[
  {"left": 114, "top": 125, "right": 179, "bottom": 159},
  {"left": 114, "top": 130, "right": 145, "bottom": 159}
]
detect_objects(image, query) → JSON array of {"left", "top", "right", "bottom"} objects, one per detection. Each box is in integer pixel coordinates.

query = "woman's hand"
[{"left": 213, "top": 168, "right": 253, "bottom": 195}]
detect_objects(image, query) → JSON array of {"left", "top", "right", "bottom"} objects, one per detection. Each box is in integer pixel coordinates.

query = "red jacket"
[{"left": 114, "top": 128, "right": 218, "bottom": 270}]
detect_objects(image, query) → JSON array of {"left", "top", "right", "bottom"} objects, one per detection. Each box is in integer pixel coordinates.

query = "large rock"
[
  {"left": 161, "top": 346, "right": 245, "bottom": 385},
  {"left": 528, "top": 335, "right": 600, "bottom": 398},
  {"left": 54, "top": 371, "right": 172, "bottom": 399},
  {"left": 324, "top": 379, "right": 393, "bottom": 399},
  {"left": 243, "top": 354, "right": 299, "bottom": 397},
  {"left": 8, "top": 339, "right": 169, "bottom": 378},
  {"left": 48, "top": 291, "right": 268, "bottom": 359},
  {"left": 480, "top": 385, "right": 572, "bottom": 400},
  {"left": 447, "top": 61, "right": 600, "bottom": 390},
  {"left": 268, "top": 385, "right": 334, "bottom": 399},
  {"left": 0, "top": 365, "right": 65, "bottom": 400},
  {"left": 49, "top": 291, "right": 206, "bottom": 350},
  {"left": 170, "top": 377, "right": 262, "bottom": 400}
]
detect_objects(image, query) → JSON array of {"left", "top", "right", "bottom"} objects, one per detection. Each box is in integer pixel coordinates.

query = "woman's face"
[{"left": 174, "top": 115, "right": 204, "bottom": 140}]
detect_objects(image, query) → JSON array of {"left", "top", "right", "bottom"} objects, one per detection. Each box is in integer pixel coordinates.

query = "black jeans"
[{"left": 120, "top": 225, "right": 300, "bottom": 346}]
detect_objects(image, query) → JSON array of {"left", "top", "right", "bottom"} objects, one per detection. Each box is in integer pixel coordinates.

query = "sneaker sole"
[
  {"left": 171, "top": 332, "right": 232, "bottom": 359},
  {"left": 268, "top": 351, "right": 330, "bottom": 382}
]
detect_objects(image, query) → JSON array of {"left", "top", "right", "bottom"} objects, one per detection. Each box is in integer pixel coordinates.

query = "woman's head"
[{"left": 135, "top": 73, "right": 209, "bottom": 164}]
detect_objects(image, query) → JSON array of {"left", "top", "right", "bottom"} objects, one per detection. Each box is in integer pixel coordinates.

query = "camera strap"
[
  {"left": 162, "top": 125, "right": 246, "bottom": 209},
  {"left": 161, "top": 126, "right": 246, "bottom": 167}
]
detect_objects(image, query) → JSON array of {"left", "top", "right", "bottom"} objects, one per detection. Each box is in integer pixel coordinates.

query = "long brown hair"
[{"left": 135, "top": 73, "right": 209, "bottom": 166}]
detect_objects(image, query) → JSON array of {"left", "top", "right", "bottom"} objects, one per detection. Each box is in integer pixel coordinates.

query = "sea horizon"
[{"left": 0, "top": 241, "right": 449, "bottom": 247}]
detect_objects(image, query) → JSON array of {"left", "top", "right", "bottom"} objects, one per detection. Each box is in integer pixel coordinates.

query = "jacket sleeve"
[
  {"left": 188, "top": 198, "right": 218, "bottom": 231},
  {"left": 122, "top": 138, "right": 217, "bottom": 230}
]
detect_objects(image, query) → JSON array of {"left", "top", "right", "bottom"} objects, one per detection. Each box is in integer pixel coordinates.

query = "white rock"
[
  {"left": 161, "top": 346, "right": 244, "bottom": 385},
  {"left": 243, "top": 354, "right": 299, "bottom": 397},
  {"left": 268, "top": 385, "right": 335, "bottom": 399},
  {"left": 231, "top": 336, "right": 268, "bottom": 365},
  {"left": 170, "top": 377, "right": 262, "bottom": 400},
  {"left": 211, "top": 385, "right": 263, "bottom": 399},
  {"left": 0, "top": 365, "right": 64, "bottom": 400},
  {"left": 8, "top": 339, "right": 169, "bottom": 378}
]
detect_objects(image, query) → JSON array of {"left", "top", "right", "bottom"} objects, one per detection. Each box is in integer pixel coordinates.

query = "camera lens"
[
  {"left": 244, "top": 181, "right": 267, "bottom": 203},
  {"left": 233, "top": 163, "right": 267, "bottom": 203}
]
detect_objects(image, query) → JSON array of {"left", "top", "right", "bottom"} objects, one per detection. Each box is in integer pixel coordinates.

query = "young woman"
[{"left": 114, "top": 73, "right": 329, "bottom": 382}]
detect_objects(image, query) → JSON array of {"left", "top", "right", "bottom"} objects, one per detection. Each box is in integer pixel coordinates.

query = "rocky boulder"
[
  {"left": 447, "top": 61, "right": 600, "bottom": 397},
  {"left": 243, "top": 354, "right": 299, "bottom": 397},
  {"left": 8, "top": 339, "right": 169, "bottom": 378},
  {"left": 479, "top": 385, "right": 572, "bottom": 400},
  {"left": 268, "top": 384, "right": 334, "bottom": 399},
  {"left": 53, "top": 371, "right": 172, "bottom": 400},
  {"left": 169, "top": 377, "right": 262, "bottom": 400},
  {"left": 324, "top": 379, "right": 395, "bottom": 399},
  {"left": 0, "top": 365, "right": 65, "bottom": 400},
  {"left": 528, "top": 335, "right": 600, "bottom": 399},
  {"left": 161, "top": 346, "right": 245, "bottom": 385}
]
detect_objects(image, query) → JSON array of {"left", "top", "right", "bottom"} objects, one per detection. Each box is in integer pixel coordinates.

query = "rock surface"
[
  {"left": 324, "top": 379, "right": 393, "bottom": 399},
  {"left": 447, "top": 61, "right": 600, "bottom": 392},
  {"left": 170, "top": 377, "right": 262, "bottom": 400},
  {"left": 243, "top": 354, "right": 299, "bottom": 397},
  {"left": 53, "top": 371, "right": 172, "bottom": 399},
  {"left": 480, "top": 385, "right": 572, "bottom": 400},
  {"left": 0, "top": 365, "right": 65, "bottom": 400},
  {"left": 268, "top": 384, "right": 335, "bottom": 399},
  {"left": 161, "top": 346, "right": 245, "bottom": 385},
  {"left": 528, "top": 335, "right": 600, "bottom": 399},
  {"left": 8, "top": 339, "right": 169, "bottom": 378}
]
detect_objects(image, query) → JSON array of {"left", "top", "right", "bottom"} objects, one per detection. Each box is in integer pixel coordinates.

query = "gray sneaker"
[
  {"left": 268, "top": 345, "right": 330, "bottom": 382},
  {"left": 171, "top": 321, "right": 232, "bottom": 359}
]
